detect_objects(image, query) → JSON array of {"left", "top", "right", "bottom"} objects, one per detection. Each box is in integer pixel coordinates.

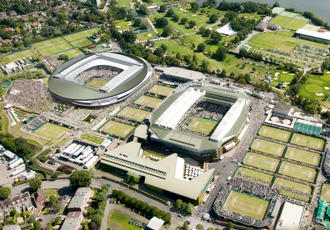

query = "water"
[{"left": 197, "top": 0, "right": 330, "bottom": 23}]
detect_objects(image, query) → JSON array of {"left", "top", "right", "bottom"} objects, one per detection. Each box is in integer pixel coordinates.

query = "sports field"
[
  {"left": 33, "top": 37, "right": 73, "bottom": 56},
  {"left": 251, "top": 138, "right": 285, "bottom": 157},
  {"left": 235, "top": 167, "right": 273, "bottom": 185},
  {"left": 100, "top": 121, "right": 135, "bottom": 139},
  {"left": 63, "top": 28, "right": 100, "bottom": 42},
  {"left": 321, "top": 183, "right": 330, "bottom": 203},
  {"left": 223, "top": 191, "right": 269, "bottom": 220},
  {"left": 148, "top": 85, "right": 174, "bottom": 96},
  {"left": 34, "top": 123, "right": 69, "bottom": 140},
  {"left": 117, "top": 107, "right": 150, "bottom": 122},
  {"left": 134, "top": 95, "right": 163, "bottom": 109},
  {"left": 0, "top": 48, "right": 37, "bottom": 65},
  {"left": 273, "top": 178, "right": 311, "bottom": 202},
  {"left": 299, "top": 74, "right": 330, "bottom": 102},
  {"left": 284, "top": 18, "right": 308, "bottom": 30},
  {"left": 85, "top": 78, "right": 108, "bottom": 88},
  {"left": 270, "top": 16, "right": 292, "bottom": 27},
  {"left": 71, "top": 38, "right": 93, "bottom": 48},
  {"left": 258, "top": 126, "right": 291, "bottom": 142},
  {"left": 285, "top": 147, "right": 321, "bottom": 166},
  {"left": 290, "top": 133, "right": 325, "bottom": 151},
  {"left": 187, "top": 118, "right": 218, "bottom": 135},
  {"left": 278, "top": 161, "right": 317, "bottom": 183},
  {"left": 58, "top": 48, "right": 84, "bottom": 59},
  {"left": 243, "top": 152, "right": 280, "bottom": 172}
]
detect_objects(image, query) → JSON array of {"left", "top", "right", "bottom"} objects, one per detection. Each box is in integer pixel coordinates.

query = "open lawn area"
[
  {"left": 63, "top": 28, "right": 100, "bottom": 42},
  {"left": 273, "top": 177, "right": 311, "bottom": 202},
  {"left": 321, "top": 183, "right": 330, "bottom": 203},
  {"left": 251, "top": 138, "right": 285, "bottom": 157},
  {"left": 290, "top": 133, "right": 325, "bottom": 151},
  {"left": 58, "top": 48, "right": 84, "bottom": 59},
  {"left": 33, "top": 123, "right": 69, "bottom": 140},
  {"left": 187, "top": 117, "right": 218, "bottom": 135},
  {"left": 270, "top": 16, "right": 292, "bottom": 27},
  {"left": 278, "top": 161, "right": 317, "bottom": 183},
  {"left": 299, "top": 74, "right": 330, "bottom": 102},
  {"left": 243, "top": 152, "right": 280, "bottom": 172},
  {"left": 270, "top": 72, "right": 295, "bottom": 87},
  {"left": 134, "top": 95, "right": 163, "bottom": 108},
  {"left": 107, "top": 209, "right": 143, "bottom": 230},
  {"left": 284, "top": 18, "right": 308, "bottom": 30},
  {"left": 100, "top": 121, "right": 135, "bottom": 139},
  {"left": 70, "top": 38, "right": 93, "bottom": 48},
  {"left": 33, "top": 37, "right": 73, "bottom": 56},
  {"left": 85, "top": 78, "right": 108, "bottom": 88},
  {"left": 258, "top": 126, "right": 291, "bottom": 142},
  {"left": 285, "top": 147, "right": 321, "bottom": 166},
  {"left": 80, "top": 134, "right": 104, "bottom": 144},
  {"left": 44, "top": 189, "right": 59, "bottom": 199},
  {"left": 0, "top": 49, "right": 38, "bottom": 65},
  {"left": 117, "top": 107, "right": 150, "bottom": 122},
  {"left": 235, "top": 167, "right": 273, "bottom": 185},
  {"left": 116, "top": 20, "right": 133, "bottom": 30},
  {"left": 137, "top": 31, "right": 158, "bottom": 41},
  {"left": 223, "top": 191, "right": 269, "bottom": 220},
  {"left": 148, "top": 85, "right": 174, "bottom": 96},
  {"left": 117, "top": 0, "right": 131, "bottom": 8}
]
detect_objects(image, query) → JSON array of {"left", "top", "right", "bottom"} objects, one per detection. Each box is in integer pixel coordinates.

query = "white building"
[{"left": 276, "top": 202, "right": 305, "bottom": 230}]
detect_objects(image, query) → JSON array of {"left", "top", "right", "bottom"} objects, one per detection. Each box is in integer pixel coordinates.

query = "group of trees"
[
  {"left": 29, "top": 178, "right": 42, "bottom": 192},
  {"left": 112, "top": 190, "right": 171, "bottom": 224},
  {"left": 175, "top": 199, "right": 194, "bottom": 215},
  {"left": 303, "top": 11, "right": 330, "bottom": 30},
  {"left": 218, "top": 0, "right": 272, "bottom": 15},
  {"left": 69, "top": 170, "right": 92, "bottom": 189},
  {"left": 0, "top": 186, "right": 11, "bottom": 200},
  {"left": 126, "top": 171, "right": 140, "bottom": 184},
  {"left": 86, "top": 185, "right": 108, "bottom": 230}
]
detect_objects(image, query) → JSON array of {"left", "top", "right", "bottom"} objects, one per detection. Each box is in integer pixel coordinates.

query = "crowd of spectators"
[
  {"left": 195, "top": 102, "right": 229, "bottom": 121},
  {"left": 24, "top": 115, "right": 47, "bottom": 132}
]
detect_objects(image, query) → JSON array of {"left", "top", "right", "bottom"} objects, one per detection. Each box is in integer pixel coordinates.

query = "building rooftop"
[
  {"left": 147, "top": 217, "right": 165, "bottom": 230},
  {"left": 296, "top": 28, "right": 330, "bottom": 41},
  {"left": 216, "top": 23, "right": 237, "bottom": 36},
  {"left": 3, "top": 225, "right": 21, "bottom": 230},
  {"left": 276, "top": 202, "right": 305, "bottom": 230},
  {"left": 67, "top": 196, "right": 85, "bottom": 210},
  {"left": 61, "top": 217, "right": 81, "bottom": 230},
  {"left": 163, "top": 67, "right": 205, "bottom": 82}
]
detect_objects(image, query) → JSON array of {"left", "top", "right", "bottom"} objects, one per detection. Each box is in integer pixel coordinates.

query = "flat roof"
[
  {"left": 216, "top": 23, "right": 237, "bottom": 36},
  {"left": 276, "top": 202, "right": 305, "bottom": 230},
  {"left": 296, "top": 29, "right": 330, "bottom": 41},
  {"left": 163, "top": 67, "right": 205, "bottom": 81},
  {"left": 147, "top": 217, "right": 164, "bottom": 230}
]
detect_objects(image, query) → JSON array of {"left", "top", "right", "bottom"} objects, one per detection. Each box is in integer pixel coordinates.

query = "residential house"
[
  {"left": 1, "top": 39, "right": 12, "bottom": 45},
  {"left": 255, "top": 22, "right": 282, "bottom": 32},
  {"left": 9, "top": 11, "right": 17, "bottom": 17},
  {"left": 3, "top": 225, "right": 21, "bottom": 230},
  {"left": 0, "top": 12, "right": 7, "bottom": 20},
  {"left": 31, "top": 22, "right": 42, "bottom": 29},
  {"left": 60, "top": 212, "right": 83, "bottom": 230},
  {"left": 4, "top": 28, "right": 15, "bottom": 32},
  {"left": 12, "top": 35, "right": 23, "bottom": 42},
  {"left": 32, "top": 189, "right": 46, "bottom": 208},
  {"left": 21, "top": 15, "right": 29, "bottom": 21},
  {"left": 0, "top": 192, "right": 34, "bottom": 215}
]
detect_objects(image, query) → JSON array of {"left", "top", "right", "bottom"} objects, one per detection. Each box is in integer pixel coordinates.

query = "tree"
[
  {"left": 166, "top": 9, "right": 175, "bottom": 17},
  {"left": 161, "top": 44, "right": 167, "bottom": 51},
  {"left": 211, "top": 31, "right": 222, "bottom": 43},
  {"left": 273, "top": 1, "right": 280, "bottom": 7},
  {"left": 159, "top": 5, "right": 166, "bottom": 13},
  {"left": 196, "top": 224, "right": 204, "bottom": 230},
  {"left": 214, "top": 47, "right": 228, "bottom": 61},
  {"left": 140, "top": 4, "right": 149, "bottom": 15},
  {"left": 183, "top": 222, "right": 189, "bottom": 230},
  {"left": 156, "top": 17, "right": 169, "bottom": 28},
  {"left": 322, "top": 58, "right": 330, "bottom": 71},
  {"left": 69, "top": 170, "right": 92, "bottom": 189},
  {"left": 96, "top": 192, "right": 107, "bottom": 202},
  {"left": 197, "top": 43, "right": 206, "bottom": 52},
  {"left": 34, "top": 221, "right": 42, "bottom": 230},
  {"left": 175, "top": 199, "right": 183, "bottom": 209},
  {"left": 162, "top": 25, "right": 173, "bottom": 37},
  {"left": 189, "top": 20, "right": 196, "bottom": 28},
  {"left": 204, "top": 29, "right": 211, "bottom": 37},
  {"left": 227, "top": 221, "right": 234, "bottom": 229},
  {"left": 180, "top": 17, "right": 188, "bottom": 25},
  {"left": 126, "top": 171, "right": 140, "bottom": 184},
  {"left": 209, "top": 14, "right": 218, "bottom": 23},
  {"left": 49, "top": 195, "right": 57, "bottom": 207},
  {"left": 29, "top": 179, "right": 41, "bottom": 192},
  {"left": 100, "top": 34, "right": 110, "bottom": 42},
  {"left": 173, "top": 14, "right": 180, "bottom": 22},
  {"left": 58, "top": 54, "right": 69, "bottom": 61},
  {"left": 190, "top": 2, "right": 200, "bottom": 12},
  {"left": 0, "top": 187, "right": 11, "bottom": 200},
  {"left": 199, "top": 26, "right": 206, "bottom": 35}
]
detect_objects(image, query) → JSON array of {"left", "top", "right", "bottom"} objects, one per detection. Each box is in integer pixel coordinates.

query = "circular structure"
[
  {"left": 283, "top": 119, "right": 291, "bottom": 125},
  {"left": 271, "top": 116, "right": 279, "bottom": 122},
  {"left": 305, "top": 84, "right": 323, "bottom": 93},
  {"left": 48, "top": 52, "right": 152, "bottom": 107}
]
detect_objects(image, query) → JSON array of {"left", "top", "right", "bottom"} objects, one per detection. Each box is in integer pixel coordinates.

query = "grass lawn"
[
  {"left": 85, "top": 78, "right": 108, "bottom": 88},
  {"left": 285, "top": 147, "right": 321, "bottom": 166},
  {"left": 283, "top": 18, "right": 308, "bottom": 30},
  {"left": 63, "top": 28, "right": 100, "bottom": 42},
  {"left": 107, "top": 209, "right": 142, "bottom": 230},
  {"left": 0, "top": 49, "right": 38, "bottom": 65},
  {"left": 70, "top": 38, "right": 93, "bottom": 48},
  {"left": 44, "top": 189, "right": 59, "bottom": 199},
  {"left": 10, "top": 123, "right": 49, "bottom": 145},
  {"left": 243, "top": 152, "right": 280, "bottom": 172},
  {"left": 299, "top": 73, "right": 330, "bottom": 101},
  {"left": 81, "top": 134, "right": 104, "bottom": 144},
  {"left": 290, "top": 133, "right": 325, "bottom": 151},
  {"left": 100, "top": 121, "right": 135, "bottom": 139},
  {"left": 251, "top": 138, "right": 286, "bottom": 157},
  {"left": 278, "top": 161, "right": 317, "bottom": 183},
  {"left": 117, "top": 0, "right": 131, "bottom": 8},
  {"left": 34, "top": 123, "right": 69, "bottom": 140},
  {"left": 148, "top": 85, "right": 174, "bottom": 96},
  {"left": 134, "top": 95, "right": 163, "bottom": 108},
  {"left": 58, "top": 48, "right": 84, "bottom": 59},
  {"left": 143, "top": 150, "right": 166, "bottom": 159},
  {"left": 258, "top": 126, "right": 291, "bottom": 142},
  {"left": 273, "top": 177, "right": 311, "bottom": 202},
  {"left": 54, "top": 137, "right": 70, "bottom": 148},
  {"left": 34, "top": 37, "right": 73, "bottom": 56},
  {"left": 235, "top": 167, "right": 273, "bottom": 185},
  {"left": 321, "top": 183, "right": 330, "bottom": 203},
  {"left": 117, "top": 107, "right": 150, "bottom": 122},
  {"left": 270, "top": 72, "right": 295, "bottom": 87},
  {"left": 223, "top": 191, "right": 269, "bottom": 220},
  {"left": 116, "top": 20, "right": 133, "bottom": 30},
  {"left": 187, "top": 117, "right": 218, "bottom": 135},
  {"left": 137, "top": 31, "right": 158, "bottom": 41},
  {"left": 275, "top": 187, "right": 310, "bottom": 202},
  {"left": 270, "top": 16, "right": 292, "bottom": 27}
]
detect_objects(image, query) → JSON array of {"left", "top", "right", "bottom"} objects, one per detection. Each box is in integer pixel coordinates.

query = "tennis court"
[
  {"left": 285, "top": 147, "right": 321, "bottom": 166},
  {"left": 251, "top": 138, "right": 285, "bottom": 157},
  {"left": 243, "top": 152, "right": 280, "bottom": 172},
  {"left": 290, "top": 133, "right": 325, "bottom": 151},
  {"left": 278, "top": 161, "right": 317, "bottom": 183},
  {"left": 258, "top": 126, "right": 291, "bottom": 142}
]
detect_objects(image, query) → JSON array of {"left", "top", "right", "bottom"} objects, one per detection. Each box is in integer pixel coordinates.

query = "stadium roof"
[
  {"left": 296, "top": 29, "right": 330, "bottom": 42},
  {"left": 163, "top": 67, "right": 205, "bottom": 82},
  {"left": 275, "top": 202, "right": 305, "bottom": 230},
  {"left": 101, "top": 142, "right": 215, "bottom": 200},
  {"left": 216, "top": 23, "right": 237, "bottom": 36},
  {"left": 294, "top": 119, "right": 322, "bottom": 135},
  {"left": 317, "top": 200, "right": 327, "bottom": 221}
]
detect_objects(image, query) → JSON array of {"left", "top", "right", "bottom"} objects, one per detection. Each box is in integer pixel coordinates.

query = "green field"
[
  {"left": 148, "top": 85, "right": 174, "bottom": 96},
  {"left": 34, "top": 123, "right": 69, "bottom": 140},
  {"left": 100, "top": 121, "right": 135, "bottom": 138},
  {"left": 285, "top": 147, "right": 321, "bottom": 166},
  {"left": 258, "top": 126, "right": 291, "bottom": 142},
  {"left": 284, "top": 18, "right": 308, "bottom": 30},
  {"left": 81, "top": 134, "right": 104, "bottom": 144},
  {"left": 63, "top": 28, "right": 100, "bottom": 42},
  {"left": 71, "top": 38, "right": 93, "bottom": 48},
  {"left": 243, "top": 152, "right": 280, "bottom": 172},
  {"left": 278, "top": 161, "right": 317, "bottom": 183},
  {"left": 134, "top": 95, "right": 163, "bottom": 108},
  {"left": 235, "top": 167, "right": 273, "bottom": 185},
  {"left": 44, "top": 189, "right": 59, "bottom": 199},
  {"left": 251, "top": 138, "right": 286, "bottom": 157},
  {"left": 223, "top": 191, "right": 269, "bottom": 220},
  {"left": 58, "top": 48, "right": 84, "bottom": 59},
  {"left": 299, "top": 74, "right": 330, "bottom": 102},
  {"left": 321, "top": 183, "right": 330, "bottom": 203},
  {"left": 270, "top": 72, "right": 295, "bottom": 87},
  {"left": 0, "top": 49, "right": 37, "bottom": 65},
  {"left": 85, "top": 78, "right": 108, "bottom": 88},
  {"left": 273, "top": 178, "right": 311, "bottom": 202},
  {"left": 136, "top": 30, "right": 159, "bottom": 41},
  {"left": 187, "top": 117, "right": 218, "bottom": 135},
  {"left": 107, "top": 209, "right": 142, "bottom": 230},
  {"left": 290, "top": 133, "right": 325, "bottom": 151},
  {"left": 270, "top": 16, "right": 292, "bottom": 26},
  {"left": 33, "top": 37, "right": 73, "bottom": 56},
  {"left": 117, "top": 107, "right": 150, "bottom": 122},
  {"left": 117, "top": 0, "right": 131, "bottom": 8}
]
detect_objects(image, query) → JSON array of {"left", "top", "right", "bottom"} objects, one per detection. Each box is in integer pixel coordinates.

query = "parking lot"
[{"left": 0, "top": 159, "right": 15, "bottom": 189}]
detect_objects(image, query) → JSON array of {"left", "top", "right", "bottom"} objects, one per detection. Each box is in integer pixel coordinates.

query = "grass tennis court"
[
  {"left": 187, "top": 118, "right": 218, "bottom": 135},
  {"left": 85, "top": 78, "right": 108, "bottom": 88},
  {"left": 273, "top": 178, "right": 311, "bottom": 202},
  {"left": 285, "top": 147, "right": 321, "bottom": 166},
  {"left": 100, "top": 121, "right": 135, "bottom": 139},
  {"left": 34, "top": 123, "right": 69, "bottom": 140},
  {"left": 70, "top": 38, "right": 93, "bottom": 48},
  {"left": 223, "top": 191, "right": 269, "bottom": 220},
  {"left": 243, "top": 152, "right": 280, "bottom": 172},
  {"left": 80, "top": 134, "right": 104, "bottom": 144},
  {"left": 278, "top": 161, "right": 317, "bottom": 183},
  {"left": 251, "top": 138, "right": 285, "bottom": 157},
  {"left": 321, "top": 183, "right": 330, "bottom": 203},
  {"left": 0, "top": 49, "right": 37, "bottom": 65},
  {"left": 63, "top": 28, "right": 100, "bottom": 42},
  {"left": 270, "top": 16, "right": 292, "bottom": 26},
  {"left": 290, "top": 133, "right": 325, "bottom": 151},
  {"left": 258, "top": 126, "right": 291, "bottom": 142},
  {"left": 58, "top": 48, "right": 84, "bottom": 59},
  {"left": 117, "top": 107, "right": 150, "bottom": 122},
  {"left": 148, "top": 85, "right": 174, "bottom": 96},
  {"left": 235, "top": 167, "right": 273, "bottom": 185},
  {"left": 33, "top": 37, "right": 73, "bottom": 56},
  {"left": 283, "top": 18, "right": 308, "bottom": 30},
  {"left": 134, "top": 95, "right": 163, "bottom": 109}
]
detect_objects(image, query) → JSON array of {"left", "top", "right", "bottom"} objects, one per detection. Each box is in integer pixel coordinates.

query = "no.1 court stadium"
[{"left": 187, "top": 118, "right": 218, "bottom": 135}]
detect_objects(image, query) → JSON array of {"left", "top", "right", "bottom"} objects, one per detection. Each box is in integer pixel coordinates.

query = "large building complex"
[{"left": 48, "top": 52, "right": 153, "bottom": 107}]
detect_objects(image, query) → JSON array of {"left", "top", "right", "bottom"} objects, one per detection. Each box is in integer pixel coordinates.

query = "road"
[{"left": 99, "top": 0, "right": 110, "bottom": 12}]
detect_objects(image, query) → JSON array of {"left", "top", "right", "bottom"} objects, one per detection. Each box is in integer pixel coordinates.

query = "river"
[{"left": 197, "top": 0, "right": 330, "bottom": 23}]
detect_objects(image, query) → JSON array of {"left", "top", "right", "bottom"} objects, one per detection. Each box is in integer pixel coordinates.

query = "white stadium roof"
[
  {"left": 296, "top": 28, "right": 330, "bottom": 41},
  {"left": 276, "top": 202, "right": 304, "bottom": 230}
]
